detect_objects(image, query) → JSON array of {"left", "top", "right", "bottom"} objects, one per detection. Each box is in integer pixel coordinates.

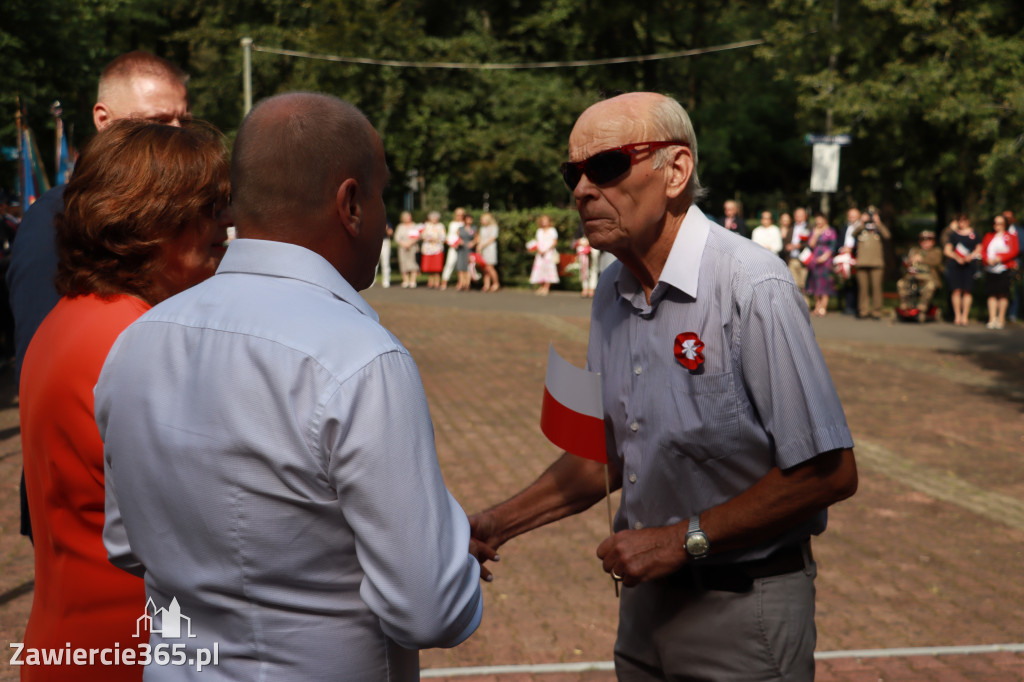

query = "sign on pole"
[
  {"left": 810, "top": 143, "right": 840, "bottom": 193},
  {"left": 804, "top": 133, "right": 852, "bottom": 146}
]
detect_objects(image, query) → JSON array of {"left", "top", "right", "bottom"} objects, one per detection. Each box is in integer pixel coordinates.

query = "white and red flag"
[
  {"left": 799, "top": 247, "right": 814, "bottom": 267},
  {"left": 540, "top": 344, "right": 606, "bottom": 462}
]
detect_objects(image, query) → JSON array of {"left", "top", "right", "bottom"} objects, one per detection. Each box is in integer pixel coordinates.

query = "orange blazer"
[{"left": 20, "top": 293, "right": 150, "bottom": 681}]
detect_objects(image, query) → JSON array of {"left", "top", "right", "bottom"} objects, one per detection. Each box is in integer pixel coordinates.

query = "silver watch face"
[{"left": 686, "top": 532, "right": 709, "bottom": 557}]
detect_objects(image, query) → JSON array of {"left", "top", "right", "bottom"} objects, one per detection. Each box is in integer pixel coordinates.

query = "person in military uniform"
[{"left": 897, "top": 230, "right": 943, "bottom": 321}]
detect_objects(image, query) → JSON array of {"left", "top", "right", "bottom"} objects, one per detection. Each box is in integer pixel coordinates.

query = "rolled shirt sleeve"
[{"left": 739, "top": 275, "right": 853, "bottom": 470}]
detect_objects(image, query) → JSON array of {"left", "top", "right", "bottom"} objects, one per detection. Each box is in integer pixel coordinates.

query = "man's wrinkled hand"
[
  {"left": 596, "top": 526, "right": 688, "bottom": 587},
  {"left": 468, "top": 512, "right": 502, "bottom": 583}
]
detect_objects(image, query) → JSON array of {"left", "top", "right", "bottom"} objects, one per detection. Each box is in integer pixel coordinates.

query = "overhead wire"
[{"left": 250, "top": 39, "right": 766, "bottom": 70}]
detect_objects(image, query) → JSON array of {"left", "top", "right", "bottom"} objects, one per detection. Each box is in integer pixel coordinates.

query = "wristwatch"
[{"left": 684, "top": 514, "right": 710, "bottom": 560}]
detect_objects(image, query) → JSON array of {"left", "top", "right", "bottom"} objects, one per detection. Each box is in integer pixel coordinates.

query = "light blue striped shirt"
[
  {"left": 98, "top": 239, "right": 482, "bottom": 681},
  {"left": 588, "top": 205, "right": 854, "bottom": 564}
]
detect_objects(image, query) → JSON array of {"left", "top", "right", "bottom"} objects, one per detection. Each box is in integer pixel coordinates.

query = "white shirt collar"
[
  {"left": 217, "top": 238, "right": 379, "bottom": 322},
  {"left": 616, "top": 204, "right": 710, "bottom": 305}
]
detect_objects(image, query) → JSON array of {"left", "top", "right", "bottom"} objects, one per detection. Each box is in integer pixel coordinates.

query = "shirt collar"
[
  {"left": 616, "top": 204, "right": 710, "bottom": 308},
  {"left": 216, "top": 238, "right": 379, "bottom": 322}
]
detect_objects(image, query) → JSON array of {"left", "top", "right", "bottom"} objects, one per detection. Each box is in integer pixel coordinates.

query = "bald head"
[
  {"left": 231, "top": 92, "right": 382, "bottom": 233},
  {"left": 93, "top": 52, "right": 190, "bottom": 130},
  {"left": 571, "top": 92, "right": 706, "bottom": 205}
]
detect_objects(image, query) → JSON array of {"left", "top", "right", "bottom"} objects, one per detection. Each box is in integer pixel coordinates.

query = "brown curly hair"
[{"left": 55, "top": 119, "right": 229, "bottom": 302}]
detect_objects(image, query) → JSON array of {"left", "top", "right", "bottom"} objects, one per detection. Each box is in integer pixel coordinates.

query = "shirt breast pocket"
[{"left": 664, "top": 371, "right": 739, "bottom": 462}]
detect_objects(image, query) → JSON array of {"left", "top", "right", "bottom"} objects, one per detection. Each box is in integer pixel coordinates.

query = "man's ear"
[
  {"left": 93, "top": 103, "right": 112, "bottom": 131},
  {"left": 335, "top": 178, "right": 362, "bottom": 237},
  {"left": 665, "top": 146, "right": 694, "bottom": 200}
]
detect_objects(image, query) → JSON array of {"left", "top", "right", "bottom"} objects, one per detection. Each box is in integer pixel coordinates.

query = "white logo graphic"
[
  {"left": 10, "top": 597, "right": 217, "bottom": 671},
  {"left": 134, "top": 597, "right": 197, "bottom": 639}
]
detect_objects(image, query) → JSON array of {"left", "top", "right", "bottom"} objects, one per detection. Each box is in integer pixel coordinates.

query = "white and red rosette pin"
[{"left": 673, "top": 332, "right": 705, "bottom": 371}]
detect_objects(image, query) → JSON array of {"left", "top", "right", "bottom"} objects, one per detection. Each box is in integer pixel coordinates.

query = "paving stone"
[{"left": 2, "top": 287, "right": 1022, "bottom": 681}]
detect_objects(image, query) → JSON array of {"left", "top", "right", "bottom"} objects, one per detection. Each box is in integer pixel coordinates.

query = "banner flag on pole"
[
  {"left": 540, "top": 344, "right": 606, "bottom": 462},
  {"left": 28, "top": 126, "right": 51, "bottom": 194},
  {"left": 19, "top": 129, "right": 38, "bottom": 206},
  {"left": 55, "top": 119, "right": 74, "bottom": 185}
]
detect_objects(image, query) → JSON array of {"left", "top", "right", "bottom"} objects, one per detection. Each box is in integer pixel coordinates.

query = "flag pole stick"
[
  {"left": 15, "top": 98, "right": 25, "bottom": 204},
  {"left": 604, "top": 463, "right": 618, "bottom": 597},
  {"left": 51, "top": 102, "right": 62, "bottom": 183}
]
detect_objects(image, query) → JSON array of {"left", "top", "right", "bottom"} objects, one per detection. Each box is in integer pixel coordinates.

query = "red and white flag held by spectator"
[
  {"left": 540, "top": 344, "right": 606, "bottom": 462},
  {"left": 833, "top": 252, "right": 856, "bottom": 279},
  {"left": 541, "top": 345, "right": 619, "bottom": 595}
]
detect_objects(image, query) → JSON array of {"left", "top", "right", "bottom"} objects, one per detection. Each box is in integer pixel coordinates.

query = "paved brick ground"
[{"left": 1, "top": 286, "right": 1022, "bottom": 681}]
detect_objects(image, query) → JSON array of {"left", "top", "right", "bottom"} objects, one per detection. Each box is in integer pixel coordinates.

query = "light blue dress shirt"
[
  {"left": 98, "top": 239, "right": 482, "bottom": 681},
  {"left": 588, "top": 206, "right": 854, "bottom": 565}
]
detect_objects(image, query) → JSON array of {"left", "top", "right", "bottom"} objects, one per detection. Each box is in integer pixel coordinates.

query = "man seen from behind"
[{"left": 96, "top": 92, "right": 482, "bottom": 680}]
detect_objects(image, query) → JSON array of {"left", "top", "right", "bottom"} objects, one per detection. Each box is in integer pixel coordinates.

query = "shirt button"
[
  {"left": 630, "top": 421, "right": 639, "bottom": 432},
  {"left": 634, "top": 521, "right": 645, "bottom": 530},
  {"left": 634, "top": 366, "right": 642, "bottom": 375},
  {"left": 628, "top": 472, "right": 637, "bottom": 483}
]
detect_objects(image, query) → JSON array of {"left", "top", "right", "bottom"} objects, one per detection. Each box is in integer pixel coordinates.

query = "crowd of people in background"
[
  {"left": 373, "top": 207, "right": 623, "bottom": 299},
  {"left": 372, "top": 200, "right": 1019, "bottom": 328},
  {"left": 717, "top": 201, "right": 1021, "bottom": 328},
  {"left": 375, "top": 208, "right": 578, "bottom": 296},
  {"left": 6, "top": 184, "right": 1023, "bottom": 329},
  {"left": 381, "top": 206, "right": 504, "bottom": 293}
]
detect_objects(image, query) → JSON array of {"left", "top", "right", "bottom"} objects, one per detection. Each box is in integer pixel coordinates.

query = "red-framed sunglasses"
[{"left": 560, "top": 140, "right": 688, "bottom": 190}]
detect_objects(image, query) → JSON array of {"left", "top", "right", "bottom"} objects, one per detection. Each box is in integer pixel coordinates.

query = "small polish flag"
[
  {"left": 799, "top": 247, "right": 813, "bottom": 266},
  {"left": 540, "top": 344, "right": 606, "bottom": 463}
]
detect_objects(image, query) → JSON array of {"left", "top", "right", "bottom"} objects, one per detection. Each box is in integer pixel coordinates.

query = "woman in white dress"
[
  {"left": 529, "top": 214, "right": 559, "bottom": 296},
  {"left": 477, "top": 213, "right": 501, "bottom": 292},
  {"left": 394, "top": 211, "right": 420, "bottom": 288}
]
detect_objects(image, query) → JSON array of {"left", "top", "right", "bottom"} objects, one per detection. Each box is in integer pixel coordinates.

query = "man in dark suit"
[{"left": 721, "top": 199, "right": 749, "bottom": 238}]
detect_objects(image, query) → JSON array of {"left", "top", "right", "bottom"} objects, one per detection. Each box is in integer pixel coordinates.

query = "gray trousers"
[{"left": 614, "top": 554, "right": 817, "bottom": 682}]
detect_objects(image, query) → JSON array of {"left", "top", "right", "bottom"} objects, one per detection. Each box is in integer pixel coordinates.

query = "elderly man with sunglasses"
[{"left": 470, "top": 92, "right": 857, "bottom": 681}]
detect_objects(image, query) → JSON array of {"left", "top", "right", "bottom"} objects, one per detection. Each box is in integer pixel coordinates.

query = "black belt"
[{"left": 666, "top": 543, "right": 810, "bottom": 593}]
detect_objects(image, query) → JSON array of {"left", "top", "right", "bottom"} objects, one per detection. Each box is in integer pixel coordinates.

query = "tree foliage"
[
  {"left": 2, "top": 0, "right": 1021, "bottom": 227},
  {"left": 761, "top": 0, "right": 1024, "bottom": 226}
]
